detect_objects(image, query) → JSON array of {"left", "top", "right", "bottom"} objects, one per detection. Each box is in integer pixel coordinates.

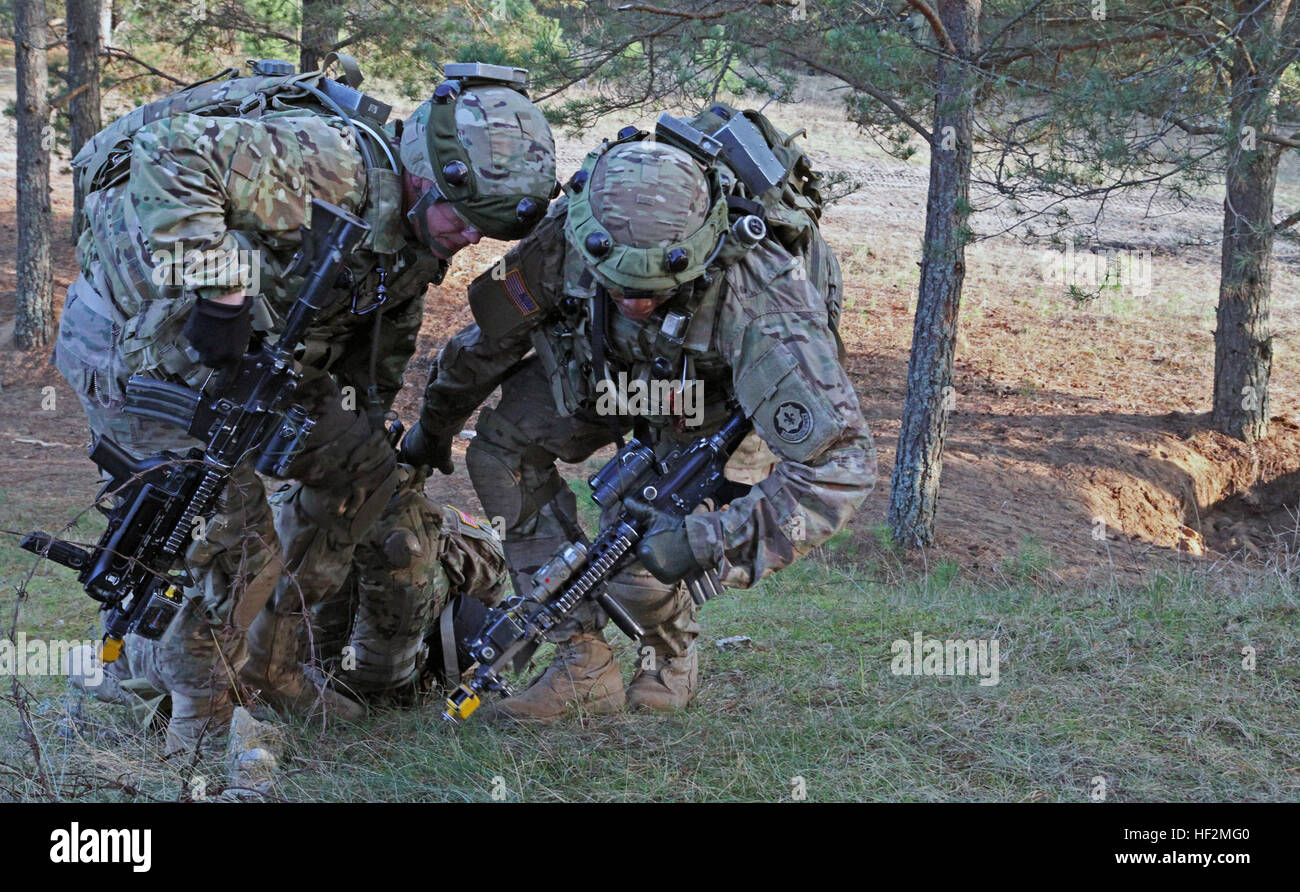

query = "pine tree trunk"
[
  {"left": 300, "top": 0, "right": 337, "bottom": 73},
  {"left": 887, "top": 0, "right": 981, "bottom": 547},
  {"left": 1213, "top": 146, "right": 1280, "bottom": 443},
  {"left": 67, "top": 0, "right": 103, "bottom": 242},
  {"left": 1211, "top": 2, "right": 1290, "bottom": 443},
  {"left": 13, "top": 0, "right": 54, "bottom": 351}
]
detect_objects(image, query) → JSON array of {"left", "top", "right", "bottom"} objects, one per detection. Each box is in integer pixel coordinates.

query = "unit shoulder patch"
[{"left": 773, "top": 400, "right": 813, "bottom": 444}]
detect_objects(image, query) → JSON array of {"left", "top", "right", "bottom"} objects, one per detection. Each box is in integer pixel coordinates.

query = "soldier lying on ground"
[{"left": 68, "top": 471, "right": 507, "bottom": 722}]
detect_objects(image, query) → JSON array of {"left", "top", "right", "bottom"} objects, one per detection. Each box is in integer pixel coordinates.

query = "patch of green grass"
[
  {"left": 3, "top": 496, "right": 1298, "bottom": 803},
  {"left": 999, "top": 535, "right": 1056, "bottom": 583},
  {"left": 872, "top": 522, "right": 897, "bottom": 554},
  {"left": 929, "top": 558, "right": 961, "bottom": 592}
]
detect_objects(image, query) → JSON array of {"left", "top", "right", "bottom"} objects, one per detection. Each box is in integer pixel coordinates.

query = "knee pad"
[
  {"left": 607, "top": 566, "right": 681, "bottom": 617},
  {"left": 609, "top": 567, "right": 698, "bottom": 657},
  {"left": 285, "top": 460, "right": 400, "bottom": 544},
  {"left": 468, "top": 407, "right": 570, "bottom": 534}
]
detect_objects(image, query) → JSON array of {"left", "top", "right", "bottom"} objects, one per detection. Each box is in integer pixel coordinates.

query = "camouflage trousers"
[
  {"left": 58, "top": 339, "right": 398, "bottom": 704},
  {"left": 464, "top": 357, "right": 711, "bottom": 658},
  {"left": 82, "top": 469, "right": 508, "bottom": 718},
  {"left": 306, "top": 466, "right": 509, "bottom": 697}
]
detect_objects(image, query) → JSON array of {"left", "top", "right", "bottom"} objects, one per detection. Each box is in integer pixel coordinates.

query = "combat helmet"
[
  {"left": 565, "top": 137, "right": 731, "bottom": 294},
  {"left": 400, "top": 62, "right": 557, "bottom": 240}
]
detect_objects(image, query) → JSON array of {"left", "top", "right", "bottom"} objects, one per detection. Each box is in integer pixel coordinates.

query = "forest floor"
[{"left": 0, "top": 72, "right": 1297, "bottom": 801}]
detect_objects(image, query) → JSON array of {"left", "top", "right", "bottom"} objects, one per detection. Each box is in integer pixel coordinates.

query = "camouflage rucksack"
[
  {"left": 667, "top": 102, "right": 844, "bottom": 340},
  {"left": 72, "top": 54, "right": 402, "bottom": 247}
]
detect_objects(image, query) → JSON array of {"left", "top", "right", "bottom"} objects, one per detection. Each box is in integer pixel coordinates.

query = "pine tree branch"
[
  {"left": 989, "top": 29, "right": 1179, "bottom": 65},
  {"left": 905, "top": 0, "right": 957, "bottom": 55},
  {"left": 102, "top": 46, "right": 186, "bottom": 85},
  {"left": 1274, "top": 207, "right": 1300, "bottom": 231},
  {"left": 772, "top": 44, "right": 933, "bottom": 142},
  {"left": 1168, "top": 114, "right": 1300, "bottom": 148},
  {"left": 979, "top": 0, "right": 1052, "bottom": 58}
]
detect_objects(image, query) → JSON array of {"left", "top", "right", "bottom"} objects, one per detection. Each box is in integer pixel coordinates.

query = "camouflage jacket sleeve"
[
  {"left": 684, "top": 242, "right": 877, "bottom": 587},
  {"left": 370, "top": 292, "right": 424, "bottom": 411},
  {"left": 417, "top": 212, "right": 567, "bottom": 433},
  {"left": 128, "top": 112, "right": 366, "bottom": 301},
  {"left": 438, "top": 506, "right": 509, "bottom": 607}
]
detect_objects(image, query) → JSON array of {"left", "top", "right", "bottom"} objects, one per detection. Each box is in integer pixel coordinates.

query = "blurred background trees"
[{"left": 6, "top": 0, "right": 1299, "bottom": 545}]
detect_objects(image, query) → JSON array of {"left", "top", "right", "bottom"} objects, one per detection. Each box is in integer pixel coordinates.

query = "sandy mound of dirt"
[{"left": 852, "top": 406, "right": 1300, "bottom": 583}]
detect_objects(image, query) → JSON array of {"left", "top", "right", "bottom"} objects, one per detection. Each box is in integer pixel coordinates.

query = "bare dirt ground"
[{"left": 2, "top": 73, "right": 1300, "bottom": 585}]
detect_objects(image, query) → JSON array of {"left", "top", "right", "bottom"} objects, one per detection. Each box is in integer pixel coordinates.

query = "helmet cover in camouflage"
[
  {"left": 401, "top": 82, "right": 556, "bottom": 240},
  {"left": 566, "top": 140, "right": 728, "bottom": 292}
]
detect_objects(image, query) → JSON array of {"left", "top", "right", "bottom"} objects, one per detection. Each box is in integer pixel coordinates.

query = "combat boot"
[
  {"left": 613, "top": 568, "right": 700, "bottom": 712},
  {"left": 243, "top": 610, "right": 366, "bottom": 722},
  {"left": 477, "top": 632, "right": 625, "bottom": 722},
  {"left": 166, "top": 690, "right": 234, "bottom": 757},
  {"left": 626, "top": 642, "right": 698, "bottom": 712}
]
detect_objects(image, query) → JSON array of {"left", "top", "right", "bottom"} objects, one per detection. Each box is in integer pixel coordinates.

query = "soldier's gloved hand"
[
  {"left": 399, "top": 420, "right": 454, "bottom": 475},
  {"left": 635, "top": 506, "right": 705, "bottom": 584},
  {"left": 183, "top": 295, "right": 252, "bottom": 370}
]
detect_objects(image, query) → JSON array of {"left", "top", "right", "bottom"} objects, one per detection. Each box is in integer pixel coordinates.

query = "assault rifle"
[
  {"left": 443, "top": 410, "right": 752, "bottom": 723},
  {"left": 22, "top": 199, "right": 370, "bottom": 662}
]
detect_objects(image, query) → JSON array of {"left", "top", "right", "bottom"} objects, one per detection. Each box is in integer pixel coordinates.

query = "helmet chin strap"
[{"left": 405, "top": 187, "right": 458, "bottom": 257}]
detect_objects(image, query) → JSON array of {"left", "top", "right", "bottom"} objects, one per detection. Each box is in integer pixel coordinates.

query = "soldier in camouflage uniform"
[
  {"left": 398, "top": 136, "right": 875, "bottom": 721},
  {"left": 53, "top": 63, "right": 555, "bottom": 751}
]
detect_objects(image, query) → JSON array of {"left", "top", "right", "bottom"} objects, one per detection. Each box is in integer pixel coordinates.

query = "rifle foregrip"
[{"left": 595, "top": 590, "right": 644, "bottom": 639}]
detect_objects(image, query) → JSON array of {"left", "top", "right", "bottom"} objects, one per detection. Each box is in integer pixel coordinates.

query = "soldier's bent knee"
[{"left": 466, "top": 435, "right": 526, "bottom": 530}]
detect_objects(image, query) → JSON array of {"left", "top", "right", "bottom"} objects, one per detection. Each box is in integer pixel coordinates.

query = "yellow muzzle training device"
[{"left": 443, "top": 683, "right": 481, "bottom": 723}]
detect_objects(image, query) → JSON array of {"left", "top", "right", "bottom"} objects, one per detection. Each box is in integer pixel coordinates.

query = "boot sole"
[
  {"left": 479, "top": 688, "right": 627, "bottom": 723},
  {"left": 625, "top": 695, "right": 693, "bottom": 713}
]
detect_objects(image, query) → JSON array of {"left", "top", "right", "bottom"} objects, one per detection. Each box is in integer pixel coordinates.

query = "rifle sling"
[{"left": 439, "top": 598, "right": 459, "bottom": 686}]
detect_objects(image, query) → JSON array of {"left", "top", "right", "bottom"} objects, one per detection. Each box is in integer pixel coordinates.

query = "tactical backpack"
[
  {"left": 657, "top": 102, "right": 844, "bottom": 341},
  {"left": 72, "top": 54, "right": 400, "bottom": 246}
]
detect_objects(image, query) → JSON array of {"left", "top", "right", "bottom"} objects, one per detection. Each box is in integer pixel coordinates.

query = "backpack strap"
[{"left": 322, "top": 51, "right": 365, "bottom": 88}]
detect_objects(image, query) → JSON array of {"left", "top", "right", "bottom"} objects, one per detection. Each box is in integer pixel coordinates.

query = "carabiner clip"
[{"left": 350, "top": 266, "right": 389, "bottom": 316}]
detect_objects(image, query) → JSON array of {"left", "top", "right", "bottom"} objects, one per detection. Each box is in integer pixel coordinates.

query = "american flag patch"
[
  {"left": 448, "top": 506, "right": 483, "bottom": 530},
  {"left": 503, "top": 269, "right": 539, "bottom": 316}
]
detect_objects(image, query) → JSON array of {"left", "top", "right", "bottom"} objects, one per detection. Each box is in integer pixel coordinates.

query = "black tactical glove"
[
  {"left": 182, "top": 295, "right": 252, "bottom": 370},
  {"left": 635, "top": 506, "right": 706, "bottom": 584},
  {"left": 399, "top": 420, "right": 454, "bottom": 475}
]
